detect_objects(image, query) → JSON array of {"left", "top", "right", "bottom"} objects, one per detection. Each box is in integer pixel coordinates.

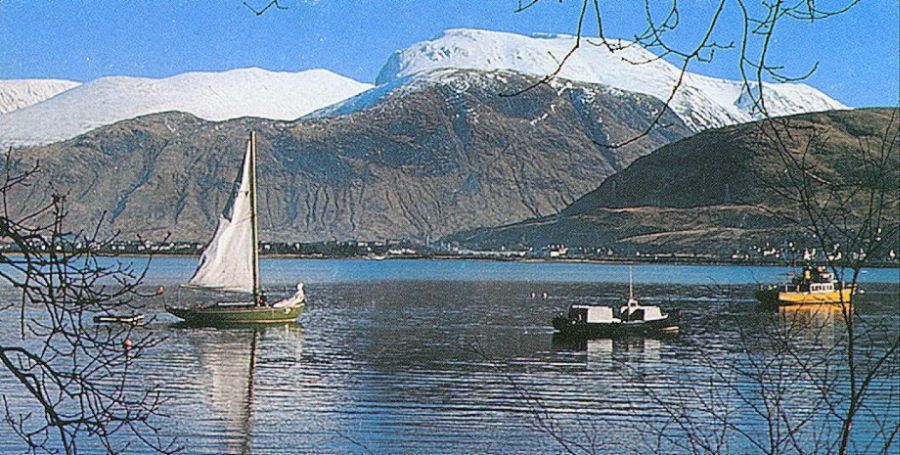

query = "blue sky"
[{"left": 0, "top": 0, "right": 896, "bottom": 107}]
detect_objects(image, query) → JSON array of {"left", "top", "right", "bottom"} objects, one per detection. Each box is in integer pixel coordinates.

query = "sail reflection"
[{"left": 182, "top": 323, "right": 303, "bottom": 454}]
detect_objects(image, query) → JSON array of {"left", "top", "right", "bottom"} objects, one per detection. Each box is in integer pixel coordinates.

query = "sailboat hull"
[{"left": 166, "top": 303, "right": 304, "bottom": 325}]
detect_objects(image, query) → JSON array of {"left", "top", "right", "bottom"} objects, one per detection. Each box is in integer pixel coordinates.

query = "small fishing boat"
[
  {"left": 93, "top": 314, "right": 145, "bottom": 325},
  {"left": 166, "top": 132, "right": 305, "bottom": 325},
  {"left": 552, "top": 269, "right": 679, "bottom": 337},
  {"left": 755, "top": 265, "right": 854, "bottom": 307}
]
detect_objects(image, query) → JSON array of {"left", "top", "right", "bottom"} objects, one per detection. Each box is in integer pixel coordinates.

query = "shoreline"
[{"left": 13, "top": 251, "right": 895, "bottom": 269}]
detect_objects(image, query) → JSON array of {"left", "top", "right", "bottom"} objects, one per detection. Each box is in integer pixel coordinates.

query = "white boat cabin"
[
  {"left": 566, "top": 300, "right": 669, "bottom": 324},
  {"left": 619, "top": 299, "right": 667, "bottom": 322},
  {"left": 568, "top": 305, "right": 621, "bottom": 324}
]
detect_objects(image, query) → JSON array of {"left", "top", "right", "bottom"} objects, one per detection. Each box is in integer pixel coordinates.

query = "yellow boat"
[
  {"left": 776, "top": 286, "right": 853, "bottom": 305},
  {"left": 756, "top": 266, "right": 855, "bottom": 307}
]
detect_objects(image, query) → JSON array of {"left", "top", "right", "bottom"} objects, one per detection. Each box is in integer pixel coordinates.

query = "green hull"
[{"left": 166, "top": 303, "right": 304, "bottom": 325}]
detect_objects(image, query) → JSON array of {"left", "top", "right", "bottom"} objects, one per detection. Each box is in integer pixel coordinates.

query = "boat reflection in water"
[
  {"left": 173, "top": 322, "right": 303, "bottom": 455},
  {"left": 551, "top": 334, "right": 665, "bottom": 369},
  {"left": 775, "top": 303, "right": 844, "bottom": 344}
]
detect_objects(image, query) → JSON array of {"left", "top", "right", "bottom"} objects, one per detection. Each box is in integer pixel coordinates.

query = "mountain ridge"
[
  {"left": 0, "top": 68, "right": 372, "bottom": 148},
  {"left": 444, "top": 108, "right": 899, "bottom": 253},
  {"left": 5, "top": 69, "right": 690, "bottom": 242},
  {"left": 2, "top": 28, "right": 848, "bottom": 149}
]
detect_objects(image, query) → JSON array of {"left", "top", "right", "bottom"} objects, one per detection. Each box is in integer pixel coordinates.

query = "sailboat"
[{"left": 166, "top": 132, "right": 306, "bottom": 324}]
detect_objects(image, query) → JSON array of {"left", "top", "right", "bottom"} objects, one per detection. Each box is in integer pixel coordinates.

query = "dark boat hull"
[
  {"left": 166, "top": 303, "right": 304, "bottom": 325},
  {"left": 552, "top": 311, "right": 680, "bottom": 338}
]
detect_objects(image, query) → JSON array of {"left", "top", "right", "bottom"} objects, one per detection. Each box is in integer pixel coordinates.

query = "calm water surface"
[{"left": 0, "top": 259, "right": 897, "bottom": 454}]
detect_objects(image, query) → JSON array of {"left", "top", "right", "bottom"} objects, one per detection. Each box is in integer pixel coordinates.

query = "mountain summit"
[{"left": 375, "top": 28, "right": 846, "bottom": 131}]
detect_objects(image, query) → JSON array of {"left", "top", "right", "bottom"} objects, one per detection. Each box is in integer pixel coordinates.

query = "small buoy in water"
[{"left": 123, "top": 338, "right": 133, "bottom": 352}]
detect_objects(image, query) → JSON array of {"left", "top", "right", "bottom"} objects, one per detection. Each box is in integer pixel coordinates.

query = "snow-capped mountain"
[
  {"left": 1, "top": 28, "right": 848, "bottom": 148},
  {"left": 373, "top": 28, "right": 846, "bottom": 131},
  {"left": 15, "top": 69, "right": 691, "bottom": 242},
  {"left": 0, "top": 79, "right": 80, "bottom": 114},
  {"left": 0, "top": 68, "right": 372, "bottom": 147}
]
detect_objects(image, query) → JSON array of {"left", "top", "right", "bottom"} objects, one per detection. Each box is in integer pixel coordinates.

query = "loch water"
[{"left": 0, "top": 259, "right": 897, "bottom": 454}]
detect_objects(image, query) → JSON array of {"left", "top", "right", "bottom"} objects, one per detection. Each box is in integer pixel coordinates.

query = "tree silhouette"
[{"left": 0, "top": 153, "right": 178, "bottom": 454}]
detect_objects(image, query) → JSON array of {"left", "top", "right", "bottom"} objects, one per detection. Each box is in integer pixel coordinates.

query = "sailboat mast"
[{"left": 249, "top": 131, "right": 261, "bottom": 304}]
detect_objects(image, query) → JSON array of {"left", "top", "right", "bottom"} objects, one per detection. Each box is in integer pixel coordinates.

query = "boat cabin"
[
  {"left": 786, "top": 266, "right": 843, "bottom": 294},
  {"left": 808, "top": 282, "right": 836, "bottom": 293},
  {"left": 567, "top": 304, "right": 621, "bottom": 324},
  {"left": 619, "top": 299, "right": 667, "bottom": 322}
]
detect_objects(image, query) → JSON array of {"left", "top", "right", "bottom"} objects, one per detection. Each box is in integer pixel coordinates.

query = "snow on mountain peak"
[
  {"left": 0, "top": 68, "right": 372, "bottom": 148},
  {"left": 375, "top": 28, "right": 846, "bottom": 130},
  {"left": 1, "top": 28, "right": 850, "bottom": 148},
  {"left": 0, "top": 79, "right": 81, "bottom": 114}
]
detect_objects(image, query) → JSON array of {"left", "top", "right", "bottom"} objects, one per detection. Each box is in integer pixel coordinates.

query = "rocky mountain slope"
[
  {"left": 0, "top": 68, "right": 372, "bottom": 148},
  {"left": 445, "top": 108, "right": 899, "bottom": 253},
  {"left": 374, "top": 28, "right": 846, "bottom": 131},
  {"left": 0, "top": 79, "right": 80, "bottom": 114},
  {"left": 5, "top": 69, "right": 690, "bottom": 242}
]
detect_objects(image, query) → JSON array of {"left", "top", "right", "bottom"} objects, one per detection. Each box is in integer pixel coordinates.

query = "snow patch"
[{"left": 0, "top": 79, "right": 80, "bottom": 114}]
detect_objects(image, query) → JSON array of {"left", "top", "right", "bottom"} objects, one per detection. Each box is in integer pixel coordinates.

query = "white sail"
[{"left": 187, "top": 140, "right": 256, "bottom": 293}]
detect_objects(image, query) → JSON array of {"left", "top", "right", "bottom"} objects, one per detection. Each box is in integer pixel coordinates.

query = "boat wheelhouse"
[{"left": 565, "top": 304, "right": 620, "bottom": 325}]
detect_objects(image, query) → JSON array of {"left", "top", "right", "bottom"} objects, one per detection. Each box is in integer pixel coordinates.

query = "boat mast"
[
  {"left": 629, "top": 266, "right": 634, "bottom": 301},
  {"left": 249, "top": 131, "right": 261, "bottom": 305}
]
